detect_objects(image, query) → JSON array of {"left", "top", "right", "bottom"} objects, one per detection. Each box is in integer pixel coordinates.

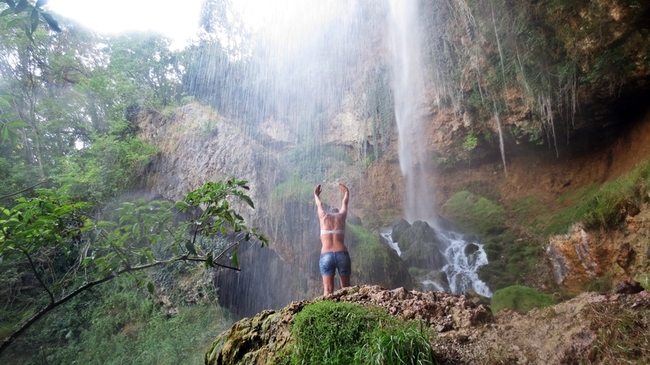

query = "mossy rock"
[
  {"left": 441, "top": 191, "right": 506, "bottom": 236},
  {"left": 391, "top": 219, "right": 411, "bottom": 242},
  {"left": 491, "top": 285, "right": 556, "bottom": 314},
  {"left": 347, "top": 224, "right": 415, "bottom": 290},
  {"left": 396, "top": 221, "right": 447, "bottom": 270}
]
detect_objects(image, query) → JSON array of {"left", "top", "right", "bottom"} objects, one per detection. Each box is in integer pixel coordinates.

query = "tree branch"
[
  {"left": 0, "top": 252, "right": 237, "bottom": 357},
  {"left": 0, "top": 181, "right": 47, "bottom": 201},
  {"left": 24, "top": 251, "right": 54, "bottom": 304}
]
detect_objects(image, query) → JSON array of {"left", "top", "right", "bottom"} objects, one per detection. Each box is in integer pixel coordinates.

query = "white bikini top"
[{"left": 320, "top": 229, "right": 345, "bottom": 235}]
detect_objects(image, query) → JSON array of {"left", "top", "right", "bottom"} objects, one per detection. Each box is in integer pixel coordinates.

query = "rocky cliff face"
[{"left": 138, "top": 0, "right": 650, "bottom": 313}]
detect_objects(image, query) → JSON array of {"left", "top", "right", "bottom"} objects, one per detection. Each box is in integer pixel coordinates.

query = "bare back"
[
  {"left": 314, "top": 183, "right": 350, "bottom": 254},
  {"left": 318, "top": 212, "right": 347, "bottom": 253}
]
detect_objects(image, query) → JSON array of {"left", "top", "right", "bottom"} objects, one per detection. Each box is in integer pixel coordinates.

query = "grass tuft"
[{"left": 289, "top": 300, "right": 438, "bottom": 365}]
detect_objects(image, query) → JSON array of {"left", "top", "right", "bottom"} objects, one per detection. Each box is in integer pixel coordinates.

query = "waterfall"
[
  {"left": 437, "top": 230, "right": 492, "bottom": 297},
  {"left": 387, "top": 0, "right": 491, "bottom": 297},
  {"left": 388, "top": 0, "right": 435, "bottom": 223}
]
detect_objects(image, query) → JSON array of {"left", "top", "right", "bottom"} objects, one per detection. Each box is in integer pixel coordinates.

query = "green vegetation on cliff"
[
  {"left": 441, "top": 191, "right": 542, "bottom": 290},
  {"left": 441, "top": 191, "right": 506, "bottom": 235}
]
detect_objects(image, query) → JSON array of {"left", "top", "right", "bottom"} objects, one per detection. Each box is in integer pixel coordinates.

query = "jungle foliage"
[
  {"left": 0, "top": 6, "right": 246, "bottom": 357},
  {"left": 3, "top": 279, "right": 233, "bottom": 365},
  {"left": 0, "top": 178, "right": 267, "bottom": 357}
]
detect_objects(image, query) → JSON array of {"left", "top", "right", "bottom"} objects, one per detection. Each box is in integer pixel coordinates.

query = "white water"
[
  {"left": 437, "top": 230, "right": 492, "bottom": 297},
  {"left": 388, "top": 0, "right": 435, "bottom": 223},
  {"left": 380, "top": 229, "right": 401, "bottom": 256},
  {"left": 387, "top": 0, "right": 491, "bottom": 297},
  {"left": 381, "top": 228, "right": 492, "bottom": 297}
]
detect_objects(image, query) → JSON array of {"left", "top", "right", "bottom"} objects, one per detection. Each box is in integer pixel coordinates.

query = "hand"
[
  {"left": 339, "top": 183, "right": 348, "bottom": 194},
  {"left": 314, "top": 184, "right": 322, "bottom": 196}
]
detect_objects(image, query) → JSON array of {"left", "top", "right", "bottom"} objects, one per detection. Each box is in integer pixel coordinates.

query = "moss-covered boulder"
[
  {"left": 346, "top": 224, "right": 415, "bottom": 290},
  {"left": 396, "top": 220, "right": 447, "bottom": 270},
  {"left": 491, "top": 285, "right": 557, "bottom": 314},
  {"left": 441, "top": 191, "right": 506, "bottom": 236}
]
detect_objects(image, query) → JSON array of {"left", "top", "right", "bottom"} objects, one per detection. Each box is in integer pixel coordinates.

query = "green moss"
[
  {"left": 348, "top": 224, "right": 390, "bottom": 265},
  {"left": 408, "top": 267, "right": 429, "bottom": 277},
  {"left": 584, "top": 277, "right": 613, "bottom": 294},
  {"left": 478, "top": 232, "right": 543, "bottom": 291},
  {"left": 347, "top": 224, "right": 413, "bottom": 289},
  {"left": 534, "top": 158, "right": 650, "bottom": 235},
  {"left": 491, "top": 285, "right": 556, "bottom": 314},
  {"left": 441, "top": 191, "right": 506, "bottom": 235},
  {"left": 270, "top": 176, "right": 313, "bottom": 204},
  {"left": 290, "top": 301, "right": 377, "bottom": 365},
  {"left": 356, "top": 322, "right": 437, "bottom": 365},
  {"left": 289, "top": 301, "right": 437, "bottom": 365}
]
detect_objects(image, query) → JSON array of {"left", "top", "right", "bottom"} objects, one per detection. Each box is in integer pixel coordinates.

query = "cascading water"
[
  {"left": 436, "top": 230, "right": 492, "bottom": 296},
  {"left": 387, "top": 0, "right": 434, "bottom": 223},
  {"left": 387, "top": 0, "right": 491, "bottom": 297}
]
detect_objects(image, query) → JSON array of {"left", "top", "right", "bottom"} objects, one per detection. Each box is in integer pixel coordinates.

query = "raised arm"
[
  {"left": 314, "top": 184, "right": 325, "bottom": 218},
  {"left": 338, "top": 183, "right": 349, "bottom": 215}
]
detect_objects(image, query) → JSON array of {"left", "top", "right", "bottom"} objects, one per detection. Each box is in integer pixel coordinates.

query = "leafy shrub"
[
  {"left": 289, "top": 301, "right": 438, "bottom": 365},
  {"left": 491, "top": 285, "right": 556, "bottom": 314}
]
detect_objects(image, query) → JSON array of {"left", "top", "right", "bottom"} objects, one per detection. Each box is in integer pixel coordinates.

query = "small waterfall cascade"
[
  {"left": 381, "top": 227, "right": 492, "bottom": 297},
  {"left": 437, "top": 230, "right": 492, "bottom": 297},
  {"left": 380, "top": 229, "right": 401, "bottom": 256},
  {"left": 387, "top": 0, "right": 491, "bottom": 296}
]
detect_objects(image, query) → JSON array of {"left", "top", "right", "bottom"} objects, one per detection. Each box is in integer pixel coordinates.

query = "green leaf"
[
  {"left": 185, "top": 240, "right": 196, "bottom": 255},
  {"left": 6, "top": 120, "right": 28, "bottom": 128},
  {"left": 24, "top": 24, "right": 34, "bottom": 41},
  {"left": 40, "top": 12, "right": 60, "bottom": 32},
  {"left": 147, "top": 282, "right": 155, "bottom": 294},
  {"left": 96, "top": 220, "right": 118, "bottom": 228},
  {"left": 173, "top": 201, "right": 189, "bottom": 211},
  {"left": 0, "top": 8, "right": 14, "bottom": 17},
  {"left": 14, "top": 0, "right": 28, "bottom": 14},
  {"left": 30, "top": 7, "right": 38, "bottom": 33},
  {"left": 231, "top": 250, "right": 239, "bottom": 269},
  {"left": 205, "top": 252, "right": 214, "bottom": 268},
  {"left": 6, "top": 17, "right": 20, "bottom": 28},
  {"left": 35, "top": 0, "right": 48, "bottom": 8},
  {"left": 1, "top": 126, "right": 8, "bottom": 143},
  {"left": 241, "top": 195, "right": 255, "bottom": 209}
]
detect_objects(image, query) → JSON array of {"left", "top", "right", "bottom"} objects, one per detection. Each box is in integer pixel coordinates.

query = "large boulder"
[{"left": 397, "top": 220, "right": 447, "bottom": 270}]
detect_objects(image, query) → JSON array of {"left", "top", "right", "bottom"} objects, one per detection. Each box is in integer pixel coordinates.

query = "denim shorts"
[{"left": 319, "top": 251, "right": 351, "bottom": 277}]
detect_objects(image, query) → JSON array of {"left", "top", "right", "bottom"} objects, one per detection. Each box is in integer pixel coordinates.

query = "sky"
[
  {"left": 48, "top": 0, "right": 205, "bottom": 48},
  {"left": 46, "top": 0, "right": 351, "bottom": 49}
]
